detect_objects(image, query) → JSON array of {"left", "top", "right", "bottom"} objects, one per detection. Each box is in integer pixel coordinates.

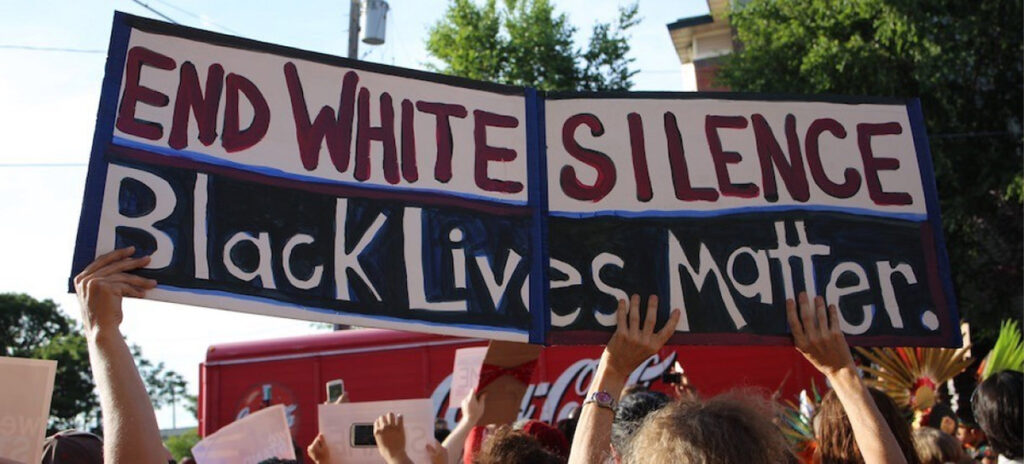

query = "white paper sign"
[
  {"left": 192, "top": 404, "right": 295, "bottom": 464},
  {"left": 0, "top": 357, "right": 56, "bottom": 464},
  {"left": 449, "top": 346, "right": 487, "bottom": 408},
  {"left": 318, "top": 399, "right": 433, "bottom": 464}
]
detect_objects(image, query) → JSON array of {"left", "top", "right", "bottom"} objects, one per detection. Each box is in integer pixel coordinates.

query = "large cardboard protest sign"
[
  {"left": 71, "top": 13, "right": 542, "bottom": 343},
  {"left": 192, "top": 404, "right": 295, "bottom": 463},
  {"left": 318, "top": 399, "right": 434, "bottom": 464},
  {"left": 0, "top": 358, "right": 56, "bottom": 464},
  {"left": 72, "top": 13, "right": 960, "bottom": 347},
  {"left": 544, "top": 95, "right": 958, "bottom": 347}
]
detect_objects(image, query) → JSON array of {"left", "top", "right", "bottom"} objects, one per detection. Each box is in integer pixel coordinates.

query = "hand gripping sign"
[{"left": 72, "top": 13, "right": 960, "bottom": 347}]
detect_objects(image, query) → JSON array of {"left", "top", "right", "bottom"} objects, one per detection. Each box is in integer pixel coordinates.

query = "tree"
[
  {"left": 1, "top": 293, "right": 192, "bottom": 433},
  {"left": 1, "top": 293, "right": 98, "bottom": 432},
  {"left": 426, "top": 0, "right": 640, "bottom": 91},
  {"left": 165, "top": 428, "right": 200, "bottom": 461},
  {"left": 717, "top": 0, "right": 1023, "bottom": 342}
]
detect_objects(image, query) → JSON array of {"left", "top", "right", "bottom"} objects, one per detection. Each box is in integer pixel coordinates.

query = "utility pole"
[{"left": 348, "top": 0, "right": 360, "bottom": 59}]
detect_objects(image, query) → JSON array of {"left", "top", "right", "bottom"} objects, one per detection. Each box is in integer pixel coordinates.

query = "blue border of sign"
[
  {"left": 69, "top": 11, "right": 132, "bottom": 290},
  {"left": 525, "top": 88, "right": 549, "bottom": 344},
  {"left": 907, "top": 99, "right": 961, "bottom": 347}
]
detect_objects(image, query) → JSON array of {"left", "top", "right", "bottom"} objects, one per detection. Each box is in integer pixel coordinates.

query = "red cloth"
[
  {"left": 521, "top": 419, "right": 570, "bottom": 459},
  {"left": 463, "top": 425, "right": 490, "bottom": 464},
  {"left": 476, "top": 360, "right": 537, "bottom": 391}
]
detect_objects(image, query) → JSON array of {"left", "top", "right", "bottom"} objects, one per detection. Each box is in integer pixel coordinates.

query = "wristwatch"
[{"left": 583, "top": 391, "right": 617, "bottom": 412}]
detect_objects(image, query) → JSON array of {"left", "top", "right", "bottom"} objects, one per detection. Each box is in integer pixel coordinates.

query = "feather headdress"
[
  {"left": 980, "top": 319, "right": 1024, "bottom": 380},
  {"left": 855, "top": 340, "right": 972, "bottom": 411}
]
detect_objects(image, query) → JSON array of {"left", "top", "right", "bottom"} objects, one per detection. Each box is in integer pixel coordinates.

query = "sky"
[{"left": 0, "top": 0, "right": 710, "bottom": 430}]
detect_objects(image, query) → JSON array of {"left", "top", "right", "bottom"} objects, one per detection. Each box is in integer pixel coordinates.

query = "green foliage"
[
  {"left": 426, "top": 0, "right": 638, "bottom": 91},
  {"left": 718, "top": 0, "right": 1023, "bottom": 342},
  {"left": 165, "top": 428, "right": 200, "bottom": 461},
  {"left": 1, "top": 293, "right": 191, "bottom": 433},
  {"left": 0, "top": 293, "right": 98, "bottom": 432},
  {"left": 982, "top": 320, "right": 1024, "bottom": 380}
]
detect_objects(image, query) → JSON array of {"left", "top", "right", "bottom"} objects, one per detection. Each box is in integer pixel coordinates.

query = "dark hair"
[
  {"left": 912, "top": 426, "right": 964, "bottom": 464},
  {"left": 611, "top": 390, "right": 670, "bottom": 452},
  {"left": 473, "top": 425, "right": 564, "bottom": 464},
  {"left": 625, "top": 390, "right": 794, "bottom": 464},
  {"left": 815, "top": 388, "right": 920, "bottom": 464},
  {"left": 972, "top": 370, "right": 1023, "bottom": 459}
]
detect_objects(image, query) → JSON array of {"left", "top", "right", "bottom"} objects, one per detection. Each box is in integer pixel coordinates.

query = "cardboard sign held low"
[
  {"left": 192, "top": 405, "right": 295, "bottom": 464},
  {"left": 0, "top": 357, "right": 56, "bottom": 464},
  {"left": 318, "top": 399, "right": 433, "bottom": 464}
]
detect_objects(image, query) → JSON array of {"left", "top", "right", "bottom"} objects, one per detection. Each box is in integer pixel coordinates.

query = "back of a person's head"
[
  {"left": 815, "top": 388, "right": 920, "bottom": 464},
  {"left": 624, "top": 390, "right": 792, "bottom": 464},
  {"left": 473, "top": 425, "right": 564, "bottom": 464},
  {"left": 972, "top": 370, "right": 1023, "bottom": 459},
  {"left": 41, "top": 430, "right": 103, "bottom": 464},
  {"left": 612, "top": 390, "right": 670, "bottom": 453},
  {"left": 913, "top": 426, "right": 964, "bottom": 464}
]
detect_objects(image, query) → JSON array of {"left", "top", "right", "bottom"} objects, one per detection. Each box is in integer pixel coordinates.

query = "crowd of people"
[{"left": 39, "top": 247, "right": 1022, "bottom": 463}]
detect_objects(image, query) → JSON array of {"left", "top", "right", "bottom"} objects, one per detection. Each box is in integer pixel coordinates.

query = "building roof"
[{"left": 667, "top": 14, "right": 713, "bottom": 31}]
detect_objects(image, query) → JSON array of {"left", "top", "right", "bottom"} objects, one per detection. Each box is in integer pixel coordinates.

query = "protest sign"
[
  {"left": 70, "top": 12, "right": 542, "bottom": 343},
  {"left": 318, "top": 399, "right": 433, "bottom": 464},
  {"left": 0, "top": 357, "right": 56, "bottom": 464},
  {"left": 449, "top": 346, "right": 487, "bottom": 407},
  {"left": 192, "top": 404, "right": 295, "bottom": 464},
  {"left": 72, "top": 13, "right": 960, "bottom": 347},
  {"left": 544, "top": 94, "right": 957, "bottom": 346}
]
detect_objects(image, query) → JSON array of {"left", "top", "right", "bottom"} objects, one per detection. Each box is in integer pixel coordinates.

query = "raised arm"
[
  {"left": 787, "top": 292, "right": 908, "bottom": 464},
  {"left": 568, "top": 295, "right": 680, "bottom": 464},
  {"left": 73, "top": 247, "right": 164, "bottom": 464},
  {"left": 441, "top": 392, "right": 485, "bottom": 464}
]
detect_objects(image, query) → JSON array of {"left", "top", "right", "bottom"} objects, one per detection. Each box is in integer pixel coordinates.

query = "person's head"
[
  {"left": 41, "top": 430, "right": 103, "bottom": 464},
  {"left": 472, "top": 425, "right": 564, "bottom": 464},
  {"left": 556, "top": 406, "right": 581, "bottom": 448},
  {"left": 972, "top": 370, "right": 1023, "bottom": 459},
  {"left": 913, "top": 427, "right": 965, "bottom": 464},
  {"left": 517, "top": 419, "right": 569, "bottom": 459},
  {"left": 624, "top": 390, "right": 793, "bottom": 464},
  {"left": 611, "top": 390, "right": 670, "bottom": 455},
  {"left": 435, "top": 417, "right": 452, "bottom": 442},
  {"left": 921, "top": 402, "right": 958, "bottom": 435},
  {"left": 814, "top": 388, "right": 919, "bottom": 464}
]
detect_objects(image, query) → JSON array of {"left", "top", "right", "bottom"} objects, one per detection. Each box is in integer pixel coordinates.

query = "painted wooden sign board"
[{"left": 71, "top": 13, "right": 961, "bottom": 347}]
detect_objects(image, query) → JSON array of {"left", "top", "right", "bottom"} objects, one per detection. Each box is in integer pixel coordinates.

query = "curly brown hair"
[
  {"left": 473, "top": 425, "right": 564, "bottom": 464},
  {"left": 624, "top": 390, "right": 795, "bottom": 464}
]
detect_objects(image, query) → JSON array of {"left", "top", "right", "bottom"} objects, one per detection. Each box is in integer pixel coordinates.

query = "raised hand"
[
  {"left": 426, "top": 441, "right": 448, "bottom": 464},
  {"left": 374, "top": 412, "right": 411, "bottom": 464},
  {"left": 460, "top": 391, "right": 485, "bottom": 425},
  {"left": 603, "top": 294, "right": 681, "bottom": 377},
  {"left": 307, "top": 433, "right": 329, "bottom": 464},
  {"left": 73, "top": 246, "right": 157, "bottom": 336},
  {"left": 786, "top": 292, "right": 855, "bottom": 376}
]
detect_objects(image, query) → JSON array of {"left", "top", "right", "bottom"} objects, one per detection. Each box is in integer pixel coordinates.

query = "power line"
[
  {"left": 149, "top": 0, "right": 241, "bottom": 35},
  {"left": 131, "top": 0, "right": 179, "bottom": 24},
  {"left": 0, "top": 163, "right": 87, "bottom": 168},
  {"left": 0, "top": 45, "right": 104, "bottom": 54}
]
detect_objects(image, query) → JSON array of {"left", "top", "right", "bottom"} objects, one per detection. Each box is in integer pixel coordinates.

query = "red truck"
[{"left": 198, "top": 328, "right": 822, "bottom": 448}]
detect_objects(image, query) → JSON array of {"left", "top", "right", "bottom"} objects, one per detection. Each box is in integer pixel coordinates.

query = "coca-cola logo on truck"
[{"left": 431, "top": 352, "right": 677, "bottom": 427}]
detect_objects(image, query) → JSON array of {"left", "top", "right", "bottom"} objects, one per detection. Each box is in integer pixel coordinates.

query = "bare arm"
[
  {"left": 787, "top": 293, "right": 908, "bottom": 464},
  {"left": 74, "top": 247, "right": 164, "bottom": 464},
  {"left": 568, "top": 295, "right": 680, "bottom": 464},
  {"left": 442, "top": 392, "right": 485, "bottom": 464}
]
